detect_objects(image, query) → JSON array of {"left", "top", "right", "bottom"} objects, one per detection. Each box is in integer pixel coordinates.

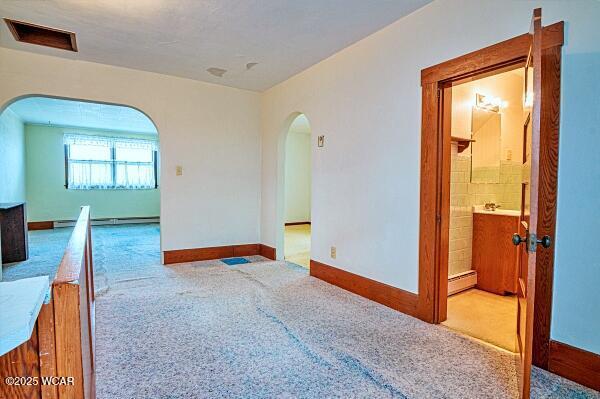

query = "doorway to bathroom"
[
  {"left": 441, "top": 68, "right": 525, "bottom": 352},
  {"left": 283, "top": 114, "right": 312, "bottom": 268},
  {"left": 418, "top": 9, "right": 563, "bottom": 398}
]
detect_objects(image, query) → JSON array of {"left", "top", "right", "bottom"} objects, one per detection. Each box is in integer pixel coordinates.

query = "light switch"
[
  {"left": 176, "top": 165, "right": 183, "bottom": 176},
  {"left": 318, "top": 135, "right": 325, "bottom": 148}
]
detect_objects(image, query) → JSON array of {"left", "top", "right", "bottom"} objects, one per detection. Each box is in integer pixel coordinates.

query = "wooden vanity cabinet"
[{"left": 472, "top": 213, "right": 519, "bottom": 295}]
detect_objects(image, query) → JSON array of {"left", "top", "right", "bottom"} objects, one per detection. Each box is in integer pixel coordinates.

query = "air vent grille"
[{"left": 4, "top": 19, "right": 78, "bottom": 52}]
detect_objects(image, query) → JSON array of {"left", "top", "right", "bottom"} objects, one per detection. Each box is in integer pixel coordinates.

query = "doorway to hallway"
[{"left": 283, "top": 114, "right": 311, "bottom": 268}]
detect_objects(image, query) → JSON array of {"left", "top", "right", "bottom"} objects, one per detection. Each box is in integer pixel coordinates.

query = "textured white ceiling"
[
  {"left": 7, "top": 97, "right": 157, "bottom": 134},
  {"left": 0, "top": 0, "right": 431, "bottom": 91}
]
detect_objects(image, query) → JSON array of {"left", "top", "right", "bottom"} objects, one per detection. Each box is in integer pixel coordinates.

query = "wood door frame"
[{"left": 417, "top": 21, "right": 563, "bottom": 369}]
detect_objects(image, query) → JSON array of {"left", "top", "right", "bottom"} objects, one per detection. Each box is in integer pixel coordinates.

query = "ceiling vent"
[{"left": 4, "top": 19, "right": 78, "bottom": 52}]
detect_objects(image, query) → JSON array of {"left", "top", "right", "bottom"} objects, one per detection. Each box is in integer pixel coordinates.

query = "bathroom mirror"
[{"left": 470, "top": 107, "right": 501, "bottom": 183}]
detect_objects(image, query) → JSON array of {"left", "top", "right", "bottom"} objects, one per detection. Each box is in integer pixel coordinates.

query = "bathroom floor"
[
  {"left": 284, "top": 223, "right": 311, "bottom": 268},
  {"left": 443, "top": 288, "right": 518, "bottom": 352}
]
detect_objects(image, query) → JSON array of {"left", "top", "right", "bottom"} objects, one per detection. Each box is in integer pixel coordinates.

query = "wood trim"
[
  {"left": 284, "top": 221, "right": 311, "bottom": 226},
  {"left": 37, "top": 301, "right": 58, "bottom": 399},
  {"left": 259, "top": 244, "right": 276, "bottom": 260},
  {"left": 163, "top": 244, "right": 262, "bottom": 264},
  {"left": 418, "top": 19, "right": 564, "bottom": 371},
  {"left": 421, "top": 22, "right": 564, "bottom": 84},
  {"left": 417, "top": 81, "right": 440, "bottom": 323},
  {"left": 54, "top": 206, "right": 90, "bottom": 284},
  {"left": 310, "top": 260, "right": 419, "bottom": 317},
  {"left": 233, "top": 244, "right": 260, "bottom": 257},
  {"left": 28, "top": 221, "right": 54, "bottom": 230},
  {"left": 548, "top": 340, "right": 600, "bottom": 391},
  {"left": 531, "top": 44, "right": 561, "bottom": 369}
]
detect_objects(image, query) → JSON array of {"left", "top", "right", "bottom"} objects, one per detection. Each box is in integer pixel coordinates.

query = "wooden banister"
[
  {"left": 54, "top": 206, "right": 91, "bottom": 284},
  {"left": 1, "top": 206, "right": 96, "bottom": 399}
]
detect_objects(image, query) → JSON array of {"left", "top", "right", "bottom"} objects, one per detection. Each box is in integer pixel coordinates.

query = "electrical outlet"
[
  {"left": 330, "top": 246, "right": 336, "bottom": 259},
  {"left": 176, "top": 165, "right": 183, "bottom": 176}
]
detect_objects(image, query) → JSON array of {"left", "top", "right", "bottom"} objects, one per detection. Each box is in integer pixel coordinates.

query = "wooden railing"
[{"left": 0, "top": 206, "right": 95, "bottom": 399}]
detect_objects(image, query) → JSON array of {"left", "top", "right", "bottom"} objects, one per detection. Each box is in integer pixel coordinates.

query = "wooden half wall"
[{"left": 0, "top": 206, "right": 96, "bottom": 399}]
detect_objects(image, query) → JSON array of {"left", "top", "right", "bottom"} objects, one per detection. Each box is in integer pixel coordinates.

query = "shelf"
[{"left": 451, "top": 136, "right": 475, "bottom": 153}]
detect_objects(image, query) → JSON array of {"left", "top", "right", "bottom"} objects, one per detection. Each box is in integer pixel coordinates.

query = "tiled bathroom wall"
[{"left": 448, "top": 143, "right": 522, "bottom": 276}]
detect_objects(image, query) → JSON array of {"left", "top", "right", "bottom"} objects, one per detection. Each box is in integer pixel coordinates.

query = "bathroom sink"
[{"left": 472, "top": 205, "right": 520, "bottom": 217}]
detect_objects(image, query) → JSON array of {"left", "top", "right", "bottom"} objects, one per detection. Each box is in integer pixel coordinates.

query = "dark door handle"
[
  {"left": 512, "top": 233, "right": 526, "bottom": 246},
  {"left": 538, "top": 235, "right": 552, "bottom": 248},
  {"left": 512, "top": 233, "right": 552, "bottom": 249}
]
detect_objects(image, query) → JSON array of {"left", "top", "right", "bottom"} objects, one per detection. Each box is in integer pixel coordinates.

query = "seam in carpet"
[
  {"left": 255, "top": 306, "right": 333, "bottom": 369},
  {"left": 331, "top": 350, "right": 409, "bottom": 398}
]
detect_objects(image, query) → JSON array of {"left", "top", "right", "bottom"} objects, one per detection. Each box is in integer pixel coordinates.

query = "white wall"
[
  {"left": 284, "top": 130, "right": 311, "bottom": 223},
  {"left": 0, "top": 109, "right": 25, "bottom": 203},
  {"left": 260, "top": 0, "right": 600, "bottom": 354},
  {"left": 0, "top": 47, "right": 261, "bottom": 252}
]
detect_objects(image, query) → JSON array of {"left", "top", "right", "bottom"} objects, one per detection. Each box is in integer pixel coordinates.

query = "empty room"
[{"left": 0, "top": 1, "right": 598, "bottom": 398}]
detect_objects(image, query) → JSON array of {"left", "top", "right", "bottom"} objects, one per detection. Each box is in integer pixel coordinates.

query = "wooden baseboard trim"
[
  {"left": 163, "top": 243, "right": 277, "bottom": 265},
  {"left": 548, "top": 340, "right": 600, "bottom": 391},
  {"left": 28, "top": 221, "right": 54, "bottom": 230},
  {"left": 163, "top": 244, "right": 260, "bottom": 265},
  {"left": 259, "top": 244, "right": 276, "bottom": 260},
  {"left": 284, "top": 221, "right": 311, "bottom": 226},
  {"left": 310, "top": 259, "right": 419, "bottom": 317}
]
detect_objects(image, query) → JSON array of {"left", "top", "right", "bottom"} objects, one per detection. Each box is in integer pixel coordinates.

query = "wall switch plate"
[
  {"left": 318, "top": 135, "right": 325, "bottom": 147},
  {"left": 330, "top": 246, "right": 336, "bottom": 259},
  {"left": 176, "top": 165, "right": 183, "bottom": 176}
]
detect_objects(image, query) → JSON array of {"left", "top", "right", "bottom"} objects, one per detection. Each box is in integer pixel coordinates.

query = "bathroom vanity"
[{"left": 472, "top": 208, "right": 520, "bottom": 295}]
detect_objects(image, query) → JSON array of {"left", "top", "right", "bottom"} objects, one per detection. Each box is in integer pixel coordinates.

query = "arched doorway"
[
  {"left": 0, "top": 95, "right": 161, "bottom": 284},
  {"left": 282, "top": 114, "right": 312, "bottom": 268}
]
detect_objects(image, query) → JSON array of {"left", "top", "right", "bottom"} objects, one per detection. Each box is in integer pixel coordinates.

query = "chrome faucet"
[{"left": 484, "top": 202, "right": 501, "bottom": 211}]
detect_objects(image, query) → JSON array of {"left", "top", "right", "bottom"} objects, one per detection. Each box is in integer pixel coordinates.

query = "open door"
[{"left": 512, "top": 8, "right": 552, "bottom": 399}]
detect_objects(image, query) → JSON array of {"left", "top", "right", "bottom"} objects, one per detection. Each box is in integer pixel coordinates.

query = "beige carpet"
[
  {"left": 284, "top": 223, "right": 311, "bottom": 268},
  {"left": 443, "top": 288, "right": 518, "bottom": 352}
]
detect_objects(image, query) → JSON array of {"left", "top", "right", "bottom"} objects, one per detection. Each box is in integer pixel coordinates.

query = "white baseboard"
[
  {"left": 54, "top": 217, "right": 159, "bottom": 228},
  {"left": 448, "top": 270, "right": 477, "bottom": 296}
]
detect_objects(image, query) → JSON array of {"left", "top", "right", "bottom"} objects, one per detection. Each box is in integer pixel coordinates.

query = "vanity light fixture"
[{"left": 475, "top": 93, "right": 503, "bottom": 112}]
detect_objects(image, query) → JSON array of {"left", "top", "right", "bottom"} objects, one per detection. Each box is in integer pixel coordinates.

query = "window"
[{"left": 64, "top": 134, "right": 158, "bottom": 190}]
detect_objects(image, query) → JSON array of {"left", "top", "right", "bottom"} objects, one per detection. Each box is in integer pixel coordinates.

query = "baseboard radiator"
[
  {"left": 54, "top": 217, "right": 159, "bottom": 228},
  {"left": 448, "top": 270, "right": 477, "bottom": 296}
]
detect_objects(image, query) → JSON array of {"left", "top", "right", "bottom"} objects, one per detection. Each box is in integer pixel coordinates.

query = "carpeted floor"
[{"left": 4, "top": 224, "right": 598, "bottom": 398}]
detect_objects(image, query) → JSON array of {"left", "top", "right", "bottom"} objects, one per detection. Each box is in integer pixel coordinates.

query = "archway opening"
[
  {"left": 283, "top": 114, "right": 311, "bottom": 268},
  {"left": 0, "top": 95, "right": 161, "bottom": 285}
]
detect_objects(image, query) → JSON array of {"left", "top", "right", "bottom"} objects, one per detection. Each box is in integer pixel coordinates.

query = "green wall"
[
  {"left": 0, "top": 109, "right": 26, "bottom": 203},
  {"left": 25, "top": 124, "right": 160, "bottom": 222}
]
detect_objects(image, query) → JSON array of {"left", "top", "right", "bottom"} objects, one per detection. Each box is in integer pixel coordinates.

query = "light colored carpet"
[
  {"left": 5, "top": 224, "right": 599, "bottom": 398},
  {"left": 1, "top": 226, "right": 73, "bottom": 282},
  {"left": 443, "top": 288, "right": 518, "bottom": 352}
]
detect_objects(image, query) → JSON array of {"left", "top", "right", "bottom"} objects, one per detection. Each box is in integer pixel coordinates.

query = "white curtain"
[
  {"left": 114, "top": 138, "right": 156, "bottom": 189},
  {"left": 64, "top": 134, "right": 158, "bottom": 190}
]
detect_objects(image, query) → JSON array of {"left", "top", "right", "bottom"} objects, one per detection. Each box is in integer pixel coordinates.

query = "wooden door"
[{"left": 513, "top": 8, "right": 552, "bottom": 399}]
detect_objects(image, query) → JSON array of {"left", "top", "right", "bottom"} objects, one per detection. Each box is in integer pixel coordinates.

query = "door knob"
[
  {"left": 512, "top": 233, "right": 526, "bottom": 246},
  {"left": 512, "top": 233, "right": 552, "bottom": 249},
  {"left": 538, "top": 235, "right": 552, "bottom": 248}
]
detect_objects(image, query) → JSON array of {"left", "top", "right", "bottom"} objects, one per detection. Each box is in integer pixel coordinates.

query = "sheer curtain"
[
  {"left": 65, "top": 134, "right": 113, "bottom": 189},
  {"left": 114, "top": 138, "right": 157, "bottom": 189},
  {"left": 64, "top": 134, "right": 158, "bottom": 190}
]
